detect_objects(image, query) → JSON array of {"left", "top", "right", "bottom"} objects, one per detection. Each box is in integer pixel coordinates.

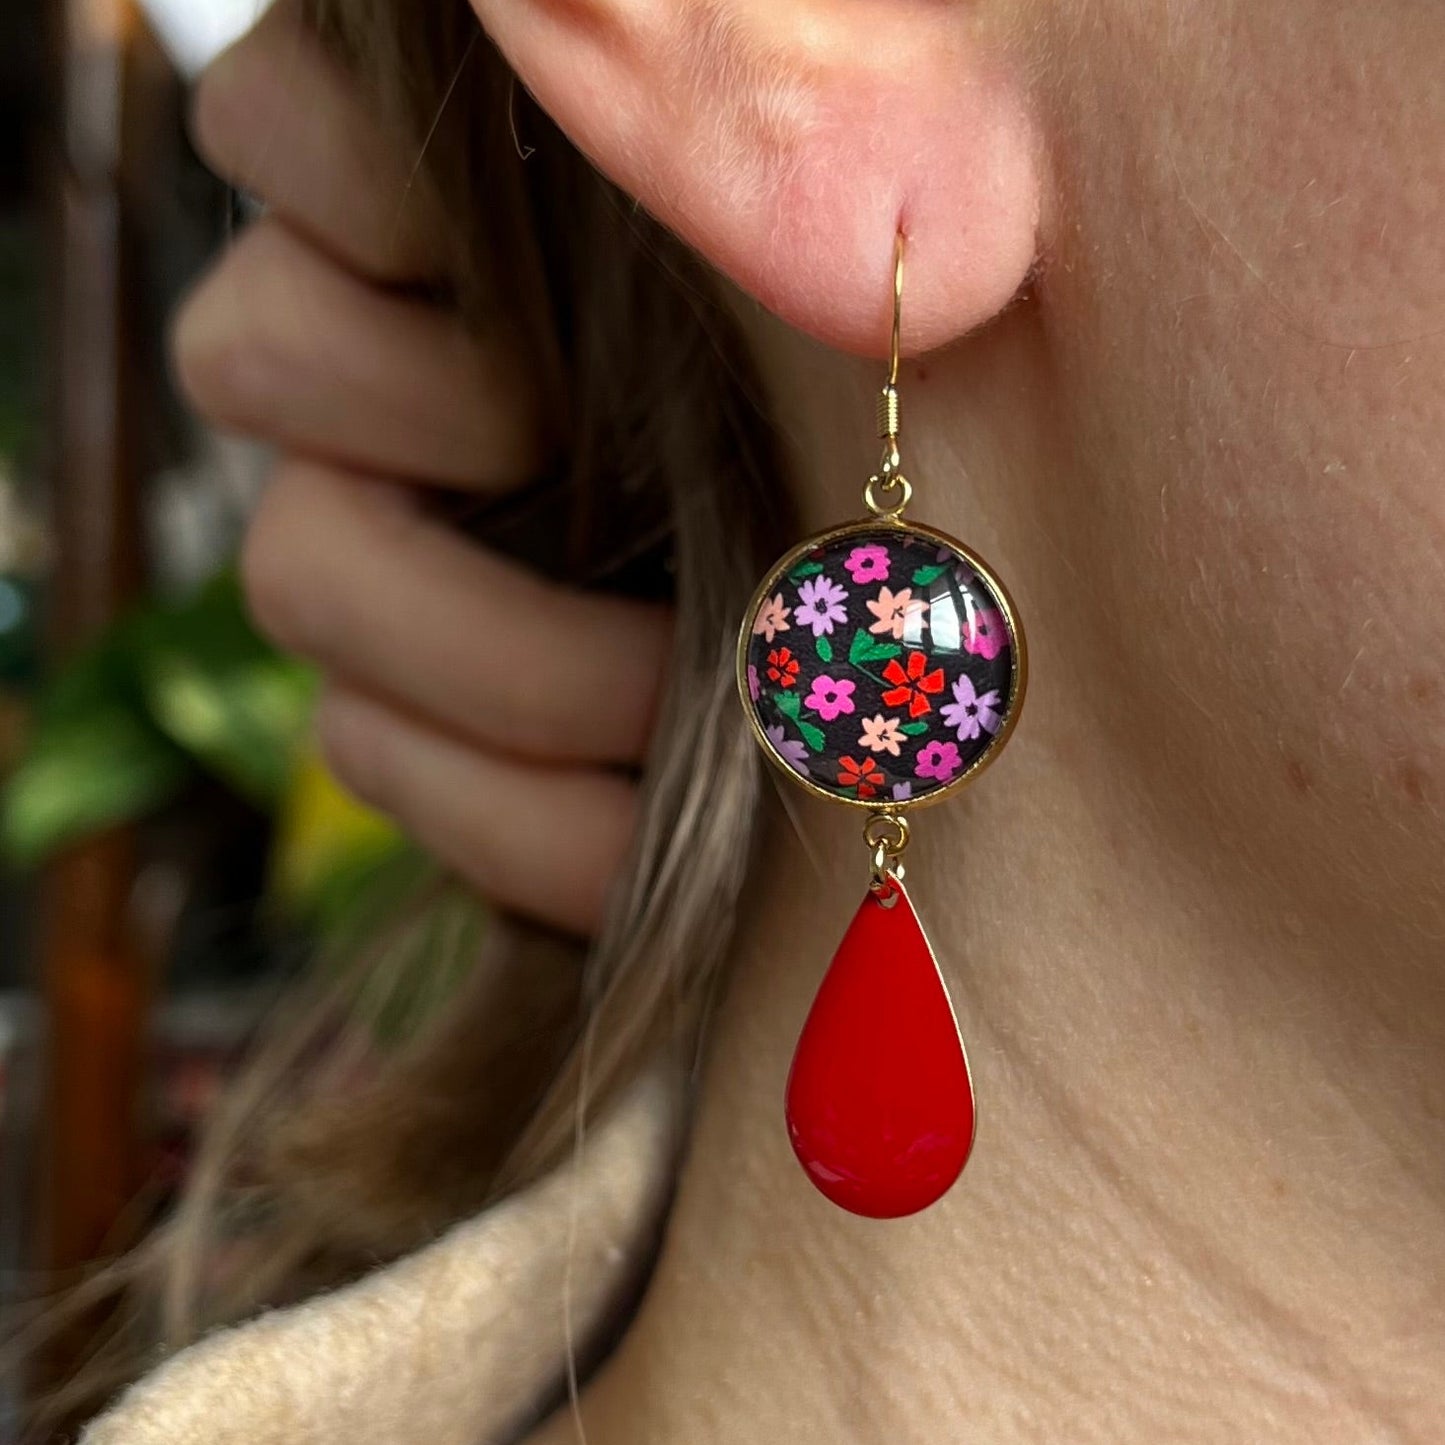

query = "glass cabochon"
[{"left": 742, "top": 525, "right": 1018, "bottom": 805}]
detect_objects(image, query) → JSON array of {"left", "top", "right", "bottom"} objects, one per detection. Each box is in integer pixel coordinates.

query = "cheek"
[{"left": 1030, "top": 0, "right": 1445, "bottom": 925}]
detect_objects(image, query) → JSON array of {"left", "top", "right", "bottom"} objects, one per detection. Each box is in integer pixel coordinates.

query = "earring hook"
[
  {"left": 888, "top": 229, "right": 904, "bottom": 388},
  {"left": 866, "top": 230, "right": 912, "bottom": 519}
]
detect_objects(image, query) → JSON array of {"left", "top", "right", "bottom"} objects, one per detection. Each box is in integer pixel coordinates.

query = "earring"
[{"left": 736, "top": 233, "right": 1026, "bottom": 1218}]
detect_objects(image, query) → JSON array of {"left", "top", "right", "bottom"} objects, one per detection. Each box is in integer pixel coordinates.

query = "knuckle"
[
  {"left": 238, "top": 489, "right": 293, "bottom": 649},
  {"left": 239, "top": 467, "right": 327, "bottom": 656},
  {"left": 169, "top": 229, "right": 285, "bottom": 430},
  {"left": 189, "top": 40, "right": 264, "bottom": 183},
  {"left": 314, "top": 695, "right": 392, "bottom": 817},
  {"left": 170, "top": 275, "right": 238, "bottom": 423}
]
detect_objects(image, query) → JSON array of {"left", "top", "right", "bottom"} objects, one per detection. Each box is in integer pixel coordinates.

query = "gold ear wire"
[
  {"left": 889, "top": 229, "right": 904, "bottom": 387},
  {"left": 867, "top": 231, "right": 911, "bottom": 518}
]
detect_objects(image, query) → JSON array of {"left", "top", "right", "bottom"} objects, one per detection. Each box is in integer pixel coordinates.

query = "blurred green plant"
[
  {"left": 2, "top": 571, "right": 313, "bottom": 865},
  {"left": 2, "top": 563, "right": 476, "bottom": 1039},
  {"left": 2, "top": 625, "right": 192, "bottom": 865},
  {"left": 270, "top": 739, "right": 410, "bottom": 938},
  {"left": 0, "top": 570, "right": 410, "bottom": 934}
]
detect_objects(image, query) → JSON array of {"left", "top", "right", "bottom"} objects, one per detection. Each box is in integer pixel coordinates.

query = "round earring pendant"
[{"left": 738, "top": 519, "right": 1025, "bottom": 809}]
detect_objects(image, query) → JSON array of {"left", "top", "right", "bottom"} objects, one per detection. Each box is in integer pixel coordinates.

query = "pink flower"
[
  {"left": 747, "top": 664, "right": 761, "bottom": 702},
  {"left": 915, "top": 739, "right": 963, "bottom": 783},
  {"left": 857, "top": 714, "right": 904, "bottom": 757},
  {"left": 963, "top": 606, "right": 1010, "bottom": 660},
  {"left": 752, "top": 592, "right": 790, "bottom": 643},
  {"left": 765, "top": 724, "right": 810, "bottom": 776},
  {"left": 866, "top": 585, "right": 928, "bottom": 640},
  {"left": 795, "top": 574, "right": 849, "bottom": 637},
  {"left": 939, "top": 673, "right": 1002, "bottom": 741},
  {"left": 844, "top": 544, "right": 890, "bottom": 584},
  {"left": 804, "top": 675, "right": 856, "bottom": 722}
]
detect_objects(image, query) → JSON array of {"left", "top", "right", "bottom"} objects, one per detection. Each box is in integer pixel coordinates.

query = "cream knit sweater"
[{"left": 83, "top": 1076, "right": 678, "bottom": 1445}]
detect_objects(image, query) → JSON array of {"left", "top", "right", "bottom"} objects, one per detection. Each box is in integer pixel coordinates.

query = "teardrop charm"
[{"left": 785, "top": 878, "right": 975, "bottom": 1218}]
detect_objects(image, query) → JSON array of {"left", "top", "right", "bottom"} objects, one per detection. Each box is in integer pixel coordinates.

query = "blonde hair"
[{"left": 21, "top": 0, "right": 793, "bottom": 1427}]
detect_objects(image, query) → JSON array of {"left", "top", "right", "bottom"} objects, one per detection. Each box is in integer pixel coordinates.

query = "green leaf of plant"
[
  {"left": 900, "top": 720, "right": 930, "bottom": 736},
  {"left": 788, "top": 560, "right": 824, "bottom": 581},
  {"left": 774, "top": 689, "right": 802, "bottom": 720},
  {"left": 815, "top": 634, "right": 833, "bottom": 663},
  {"left": 797, "top": 720, "right": 826, "bottom": 753},
  {"left": 1, "top": 652, "right": 192, "bottom": 866},
  {"left": 912, "top": 562, "right": 949, "bottom": 587},
  {"left": 130, "top": 572, "right": 314, "bottom": 807},
  {"left": 849, "top": 626, "right": 903, "bottom": 665},
  {"left": 0, "top": 568, "right": 316, "bottom": 867}
]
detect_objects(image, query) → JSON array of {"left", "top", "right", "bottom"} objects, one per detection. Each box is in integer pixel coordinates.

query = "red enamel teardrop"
[{"left": 785, "top": 879, "right": 975, "bottom": 1218}]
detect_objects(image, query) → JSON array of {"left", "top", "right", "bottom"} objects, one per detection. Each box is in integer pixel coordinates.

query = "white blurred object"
[
  {"left": 137, "top": 0, "right": 271, "bottom": 78},
  {"left": 150, "top": 432, "right": 271, "bottom": 595}
]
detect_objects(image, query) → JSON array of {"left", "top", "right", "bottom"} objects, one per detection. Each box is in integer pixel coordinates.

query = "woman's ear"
[{"left": 468, "top": 0, "right": 1042, "bottom": 357}]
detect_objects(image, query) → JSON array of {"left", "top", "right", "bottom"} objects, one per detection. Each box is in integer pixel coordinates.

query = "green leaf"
[
  {"left": 848, "top": 628, "right": 876, "bottom": 665},
  {"left": 1, "top": 636, "right": 192, "bottom": 866},
  {"left": 0, "top": 568, "right": 317, "bottom": 867},
  {"left": 848, "top": 627, "right": 901, "bottom": 666},
  {"left": 912, "top": 562, "right": 949, "bottom": 588},
  {"left": 797, "top": 720, "right": 826, "bottom": 753},
  {"left": 787, "top": 560, "right": 824, "bottom": 581},
  {"left": 900, "top": 720, "right": 930, "bottom": 736},
  {"left": 815, "top": 634, "right": 833, "bottom": 663},
  {"left": 131, "top": 572, "right": 314, "bottom": 807},
  {"left": 774, "top": 689, "right": 802, "bottom": 720}
]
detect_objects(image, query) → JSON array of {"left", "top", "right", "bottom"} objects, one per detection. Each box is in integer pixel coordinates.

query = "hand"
[{"left": 173, "top": 1, "right": 670, "bottom": 935}]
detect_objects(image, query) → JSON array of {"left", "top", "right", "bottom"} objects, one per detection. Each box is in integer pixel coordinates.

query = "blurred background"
[{"left": 0, "top": 1, "right": 412, "bottom": 1429}]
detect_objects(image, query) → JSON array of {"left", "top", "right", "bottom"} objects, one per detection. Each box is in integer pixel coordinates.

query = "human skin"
[
  {"left": 183, "top": 0, "right": 1445, "bottom": 1439},
  {"left": 510, "top": 2, "right": 1445, "bottom": 1442},
  {"left": 176, "top": 1, "right": 667, "bottom": 938}
]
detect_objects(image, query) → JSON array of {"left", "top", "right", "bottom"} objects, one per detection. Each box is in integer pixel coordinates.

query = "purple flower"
[
  {"left": 891, "top": 782, "right": 913, "bottom": 803},
  {"left": 844, "top": 544, "right": 890, "bottom": 584},
  {"left": 963, "top": 605, "right": 1010, "bottom": 661},
  {"left": 765, "top": 724, "right": 809, "bottom": 776},
  {"left": 747, "top": 664, "right": 761, "bottom": 702},
  {"left": 914, "top": 739, "right": 963, "bottom": 783},
  {"left": 939, "top": 673, "right": 1002, "bottom": 741},
  {"left": 795, "top": 574, "right": 849, "bottom": 637},
  {"left": 803, "top": 675, "right": 856, "bottom": 721}
]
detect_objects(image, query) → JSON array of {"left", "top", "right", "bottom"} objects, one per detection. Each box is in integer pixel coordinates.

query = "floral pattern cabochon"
[{"left": 742, "top": 525, "right": 1019, "bottom": 806}]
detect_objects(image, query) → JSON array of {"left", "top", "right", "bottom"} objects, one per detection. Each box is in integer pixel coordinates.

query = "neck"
[{"left": 534, "top": 300, "right": 1445, "bottom": 1444}]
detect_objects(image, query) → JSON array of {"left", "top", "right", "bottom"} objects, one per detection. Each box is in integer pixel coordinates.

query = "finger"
[
  {"left": 173, "top": 218, "right": 543, "bottom": 488},
  {"left": 244, "top": 461, "right": 672, "bottom": 766},
  {"left": 315, "top": 685, "right": 636, "bottom": 935},
  {"left": 192, "top": 0, "right": 445, "bottom": 282}
]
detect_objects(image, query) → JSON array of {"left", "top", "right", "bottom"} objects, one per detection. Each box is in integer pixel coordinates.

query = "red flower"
[
  {"left": 766, "top": 646, "right": 800, "bottom": 688},
  {"left": 837, "top": 755, "right": 885, "bottom": 799},
  {"left": 880, "top": 650, "right": 945, "bottom": 718}
]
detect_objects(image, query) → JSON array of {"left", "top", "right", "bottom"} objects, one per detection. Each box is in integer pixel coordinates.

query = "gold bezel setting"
[{"left": 736, "top": 514, "right": 1027, "bottom": 813}]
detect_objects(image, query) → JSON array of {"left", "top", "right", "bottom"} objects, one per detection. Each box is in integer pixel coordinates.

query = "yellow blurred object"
[{"left": 270, "top": 744, "right": 401, "bottom": 915}]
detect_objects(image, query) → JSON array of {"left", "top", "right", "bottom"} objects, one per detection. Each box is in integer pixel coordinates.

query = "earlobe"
[{"left": 470, "top": 0, "right": 1042, "bottom": 357}]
